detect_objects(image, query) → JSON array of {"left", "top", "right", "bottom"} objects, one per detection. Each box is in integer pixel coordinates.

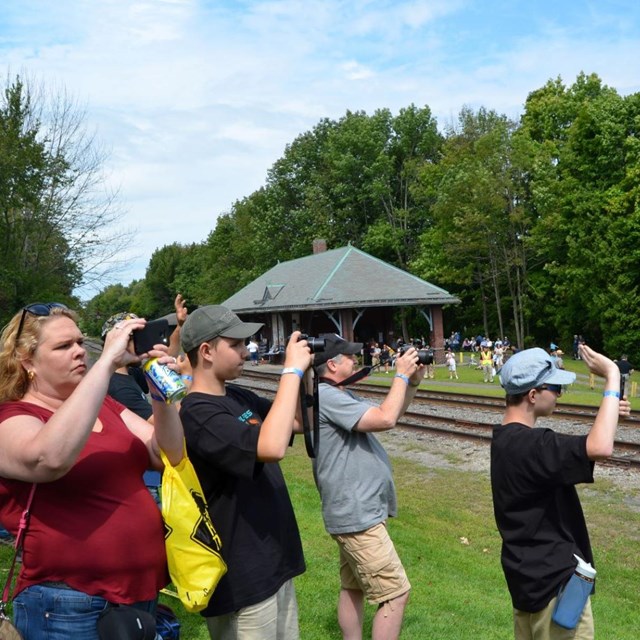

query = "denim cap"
[
  {"left": 181, "top": 305, "right": 263, "bottom": 353},
  {"left": 498, "top": 347, "right": 576, "bottom": 394},
  {"left": 313, "top": 334, "right": 363, "bottom": 367}
]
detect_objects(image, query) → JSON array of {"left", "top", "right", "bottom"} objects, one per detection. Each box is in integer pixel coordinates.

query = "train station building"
[{"left": 222, "top": 240, "right": 459, "bottom": 360}]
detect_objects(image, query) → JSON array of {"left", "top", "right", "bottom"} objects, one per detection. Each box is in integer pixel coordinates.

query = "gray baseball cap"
[
  {"left": 498, "top": 347, "right": 576, "bottom": 394},
  {"left": 181, "top": 305, "right": 263, "bottom": 353}
]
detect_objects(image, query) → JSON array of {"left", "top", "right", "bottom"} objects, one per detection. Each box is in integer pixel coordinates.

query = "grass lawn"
[
  {"left": 287, "top": 439, "right": 640, "bottom": 639},
  {"left": 2, "top": 418, "right": 639, "bottom": 638}
]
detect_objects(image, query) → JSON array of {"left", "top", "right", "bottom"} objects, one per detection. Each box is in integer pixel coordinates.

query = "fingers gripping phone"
[{"left": 133, "top": 318, "right": 170, "bottom": 355}]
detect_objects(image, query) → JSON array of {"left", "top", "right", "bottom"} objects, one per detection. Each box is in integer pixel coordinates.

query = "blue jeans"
[{"left": 13, "top": 583, "right": 160, "bottom": 640}]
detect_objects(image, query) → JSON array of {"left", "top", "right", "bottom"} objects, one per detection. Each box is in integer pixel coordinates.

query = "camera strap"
[
  {"left": 302, "top": 366, "right": 377, "bottom": 459},
  {"left": 300, "top": 375, "right": 319, "bottom": 458},
  {"left": 319, "top": 365, "right": 376, "bottom": 388}
]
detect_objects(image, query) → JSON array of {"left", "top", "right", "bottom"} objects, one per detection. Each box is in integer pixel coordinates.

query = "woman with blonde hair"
[{"left": 0, "top": 302, "right": 184, "bottom": 639}]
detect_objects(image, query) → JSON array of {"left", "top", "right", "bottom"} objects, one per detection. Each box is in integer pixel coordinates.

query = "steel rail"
[
  {"left": 238, "top": 369, "right": 640, "bottom": 471},
  {"left": 239, "top": 369, "right": 640, "bottom": 424}
]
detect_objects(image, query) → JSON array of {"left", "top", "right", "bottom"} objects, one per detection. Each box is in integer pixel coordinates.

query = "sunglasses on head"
[
  {"left": 16, "top": 303, "right": 69, "bottom": 341},
  {"left": 537, "top": 383, "right": 562, "bottom": 394}
]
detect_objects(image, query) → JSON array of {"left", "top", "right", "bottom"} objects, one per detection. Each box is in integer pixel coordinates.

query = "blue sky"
[{"left": 1, "top": 0, "right": 639, "bottom": 299}]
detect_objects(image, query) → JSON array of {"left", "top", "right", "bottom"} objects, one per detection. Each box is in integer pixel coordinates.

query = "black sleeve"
[
  {"left": 128, "top": 366, "right": 149, "bottom": 394},
  {"left": 108, "top": 375, "right": 152, "bottom": 420}
]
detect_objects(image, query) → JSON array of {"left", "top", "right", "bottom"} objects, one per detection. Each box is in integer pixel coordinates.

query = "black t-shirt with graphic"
[{"left": 179, "top": 385, "right": 305, "bottom": 617}]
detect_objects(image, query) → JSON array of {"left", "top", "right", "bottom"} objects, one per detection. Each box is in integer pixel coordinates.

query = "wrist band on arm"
[
  {"left": 395, "top": 373, "right": 410, "bottom": 385},
  {"left": 281, "top": 367, "right": 304, "bottom": 379},
  {"left": 181, "top": 374, "right": 193, "bottom": 381},
  {"left": 603, "top": 390, "right": 620, "bottom": 399}
]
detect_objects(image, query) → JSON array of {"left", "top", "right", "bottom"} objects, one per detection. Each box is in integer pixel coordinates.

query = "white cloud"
[{"left": 1, "top": 0, "right": 639, "bottom": 299}]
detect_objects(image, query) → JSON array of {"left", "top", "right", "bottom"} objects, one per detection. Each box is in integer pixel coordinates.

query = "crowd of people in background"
[{"left": 197, "top": 327, "right": 630, "bottom": 397}]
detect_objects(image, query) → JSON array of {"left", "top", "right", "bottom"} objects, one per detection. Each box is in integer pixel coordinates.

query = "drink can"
[{"left": 143, "top": 358, "right": 187, "bottom": 404}]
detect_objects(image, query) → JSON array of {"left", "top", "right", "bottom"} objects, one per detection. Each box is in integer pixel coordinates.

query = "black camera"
[
  {"left": 288, "top": 333, "right": 326, "bottom": 354},
  {"left": 398, "top": 345, "right": 433, "bottom": 366}
]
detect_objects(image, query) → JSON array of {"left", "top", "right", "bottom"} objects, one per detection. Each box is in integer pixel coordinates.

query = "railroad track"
[
  {"left": 238, "top": 369, "right": 640, "bottom": 471},
  {"left": 240, "top": 369, "right": 640, "bottom": 421}
]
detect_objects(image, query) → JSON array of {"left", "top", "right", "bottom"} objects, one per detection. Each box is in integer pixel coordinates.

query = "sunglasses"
[
  {"left": 537, "top": 383, "right": 562, "bottom": 394},
  {"left": 16, "top": 302, "right": 69, "bottom": 341}
]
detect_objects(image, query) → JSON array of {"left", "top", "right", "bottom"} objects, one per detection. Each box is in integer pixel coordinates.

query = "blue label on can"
[{"left": 143, "top": 359, "right": 187, "bottom": 404}]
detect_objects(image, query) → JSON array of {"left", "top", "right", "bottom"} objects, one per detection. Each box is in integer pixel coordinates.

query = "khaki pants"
[
  {"left": 514, "top": 597, "right": 593, "bottom": 640},
  {"left": 206, "top": 579, "right": 299, "bottom": 640}
]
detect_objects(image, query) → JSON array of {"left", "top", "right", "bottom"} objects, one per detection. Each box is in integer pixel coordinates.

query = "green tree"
[
  {"left": 254, "top": 106, "right": 442, "bottom": 270},
  {"left": 413, "top": 107, "right": 530, "bottom": 346},
  {"left": 0, "top": 76, "right": 79, "bottom": 320},
  {"left": 362, "top": 104, "right": 442, "bottom": 269},
  {"left": 80, "top": 281, "right": 143, "bottom": 338},
  {"left": 134, "top": 243, "right": 193, "bottom": 318},
  {"left": 0, "top": 74, "right": 130, "bottom": 324},
  {"left": 520, "top": 73, "right": 640, "bottom": 356}
]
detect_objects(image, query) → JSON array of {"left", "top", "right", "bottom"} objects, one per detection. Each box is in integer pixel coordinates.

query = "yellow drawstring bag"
[{"left": 160, "top": 448, "right": 227, "bottom": 612}]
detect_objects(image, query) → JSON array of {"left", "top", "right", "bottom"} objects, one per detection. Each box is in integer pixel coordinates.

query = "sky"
[{"left": 1, "top": 0, "right": 639, "bottom": 300}]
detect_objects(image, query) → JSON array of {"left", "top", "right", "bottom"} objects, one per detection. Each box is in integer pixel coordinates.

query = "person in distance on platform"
[{"left": 491, "top": 345, "right": 630, "bottom": 639}]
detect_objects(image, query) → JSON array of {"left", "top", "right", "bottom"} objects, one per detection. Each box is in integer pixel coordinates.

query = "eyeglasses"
[
  {"left": 537, "top": 383, "right": 562, "bottom": 395},
  {"left": 15, "top": 303, "right": 69, "bottom": 342}
]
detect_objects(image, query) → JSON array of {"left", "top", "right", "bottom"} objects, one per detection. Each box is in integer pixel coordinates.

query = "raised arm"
[
  {"left": 0, "top": 316, "right": 149, "bottom": 482},
  {"left": 356, "top": 348, "right": 424, "bottom": 432},
  {"left": 120, "top": 345, "right": 186, "bottom": 468},
  {"left": 256, "top": 332, "right": 312, "bottom": 461},
  {"left": 582, "top": 344, "right": 631, "bottom": 459},
  {"left": 167, "top": 293, "right": 188, "bottom": 357}
]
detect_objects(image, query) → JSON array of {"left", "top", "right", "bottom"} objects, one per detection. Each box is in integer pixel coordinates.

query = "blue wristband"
[
  {"left": 603, "top": 390, "right": 620, "bottom": 399},
  {"left": 181, "top": 375, "right": 193, "bottom": 381},
  {"left": 395, "top": 373, "right": 410, "bottom": 385},
  {"left": 281, "top": 367, "right": 304, "bottom": 379}
]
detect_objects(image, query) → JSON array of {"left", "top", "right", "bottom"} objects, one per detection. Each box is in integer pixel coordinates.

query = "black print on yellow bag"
[{"left": 161, "top": 448, "right": 227, "bottom": 613}]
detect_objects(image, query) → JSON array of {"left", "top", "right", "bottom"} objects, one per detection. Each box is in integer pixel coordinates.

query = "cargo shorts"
[{"left": 332, "top": 522, "right": 411, "bottom": 605}]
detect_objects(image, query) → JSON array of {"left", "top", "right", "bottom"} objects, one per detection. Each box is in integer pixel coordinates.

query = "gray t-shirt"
[{"left": 314, "top": 383, "right": 397, "bottom": 535}]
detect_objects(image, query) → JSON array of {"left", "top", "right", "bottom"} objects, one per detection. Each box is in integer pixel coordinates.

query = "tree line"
[
  {"left": 0, "top": 75, "right": 131, "bottom": 323},
  {"left": 3, "top": 71, "right": 639, "bottom": 362}
]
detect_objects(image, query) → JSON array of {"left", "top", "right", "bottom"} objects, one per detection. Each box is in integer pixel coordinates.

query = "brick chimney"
[{"left": 313, "top": 239, "right": 327, "bottom": 254}]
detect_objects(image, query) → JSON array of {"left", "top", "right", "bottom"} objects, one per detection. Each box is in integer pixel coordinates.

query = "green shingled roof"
[{"left": 223, "top": 245, "right": 459, "bottom": 313}]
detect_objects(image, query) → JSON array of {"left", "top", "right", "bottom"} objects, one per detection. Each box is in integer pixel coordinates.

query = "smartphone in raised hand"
[{"left": 133, "top": 318, "right": 170, "bottom": 355}]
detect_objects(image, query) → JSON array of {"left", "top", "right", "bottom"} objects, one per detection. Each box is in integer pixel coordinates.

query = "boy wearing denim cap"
[{"left": 491, "top": 345, "right": 630, "bottom": 639}]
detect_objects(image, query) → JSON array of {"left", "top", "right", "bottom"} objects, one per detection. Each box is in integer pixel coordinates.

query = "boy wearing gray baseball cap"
[
  {"left": 491, "top": 345, "right": 630, "bottom": 639},
  {"left": 179, "top": 306, "right": 313, "bottom": 639}
]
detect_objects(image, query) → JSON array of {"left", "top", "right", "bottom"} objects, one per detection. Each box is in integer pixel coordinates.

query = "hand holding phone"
[{"left": 133, "top": 319, "right": 170, "bottom": 355}]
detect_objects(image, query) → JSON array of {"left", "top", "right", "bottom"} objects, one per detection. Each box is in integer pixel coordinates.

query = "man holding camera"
[{"left": 312, "top": 334, "right": 424, "bottom": 640}]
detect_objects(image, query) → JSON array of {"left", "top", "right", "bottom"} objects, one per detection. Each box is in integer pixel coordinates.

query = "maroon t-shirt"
[{"left": 0, "top": 396, "right": 168, "bottom": 602}]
